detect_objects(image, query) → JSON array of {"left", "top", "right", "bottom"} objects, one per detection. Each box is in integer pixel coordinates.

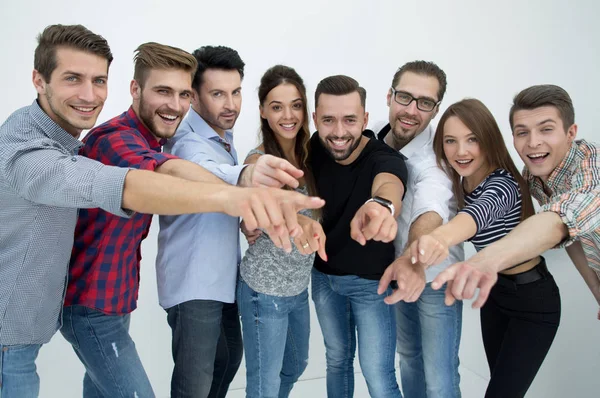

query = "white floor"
[
  {"left": 36, "top": 222, "right": 600, "bottom": 397},
  {"left": 226, "top": 365, "right": 489, "bottom": 398}
]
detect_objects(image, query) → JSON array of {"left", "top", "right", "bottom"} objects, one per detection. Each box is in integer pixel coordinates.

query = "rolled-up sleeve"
[
  {"left": 172, "top": 139, "right": 246, "bottom": 185},
  {"left": 543, "top": 151, "right": 600, "bottom": 247},
  {"left": 543, "top": 189, "right": 600, "bottom": 246},
  {"left": 0, "top": 138, "right": 131, "bottom": 217}
]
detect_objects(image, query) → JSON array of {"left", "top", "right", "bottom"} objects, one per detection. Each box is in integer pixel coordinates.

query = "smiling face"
[
  {"left": 260, "top": 83, "right": 304, "bottom": 145},
  {"left": 192, "top": 68, "right": 242, "bottom": 137},
  {"left": 512, "top": 106, "right": 577, "bottom": 182},
  {"left": 386, "top": 71, "right": 440, "bottom": 149},
  {"left": 33, "top": 47, "right": 109, "bottom": 138},
  {"left": 442, "top": 116, "right": 491, "bottom": 189},
  {"left": 313, "top": 91, "right": 368, "bottom": 165},
  {"left": 131, "top": 68, "right": 192, "bottom": 140}
]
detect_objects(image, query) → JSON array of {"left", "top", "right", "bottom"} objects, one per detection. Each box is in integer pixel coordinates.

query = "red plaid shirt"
[{"left": 64, "top": 107, "right": 177, "bottom": 314}]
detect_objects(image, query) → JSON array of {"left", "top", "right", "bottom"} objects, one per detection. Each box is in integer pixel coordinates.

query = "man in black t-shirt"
[{"left": 309, "top": 75, "right": 407, "bottom": 397}]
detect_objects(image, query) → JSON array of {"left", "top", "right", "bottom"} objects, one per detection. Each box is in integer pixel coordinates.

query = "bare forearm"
[
  {"left": 155, "top": 159, "right": 225, "bottom": 184},
  {"left": 406, "top": 212, "right": 443, "bottom": 250},
  {"left": 474, "top": 211, "right": 569, "bottom": 272},
  {"left": 566, "top": 241, "right": 600, "bottom": 303},
  {"left": 122, "top": 169, "right": 230, "bottom": 215}
]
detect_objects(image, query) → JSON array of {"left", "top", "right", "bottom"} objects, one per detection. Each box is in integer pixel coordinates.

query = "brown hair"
[
  {"left": 133, "top": 42, "right": 198, "bottom": 88},
  {"left": 314, "top": 75, "right": 366, "bottom": 109},
  {"left": 391, "top": 61, "right": 447, "bottom": 102},
  {"left": 509, "top": 84, "right": 575, "bottom": 131},
  {"left": 34, "top": 24, "right": 113, "bottom": 82},
  {"left": 257, "top": 65, "right": 320, "bottom": 219},
  {"left": 433, "top": 98, "right": 535, "bottom": 221}
]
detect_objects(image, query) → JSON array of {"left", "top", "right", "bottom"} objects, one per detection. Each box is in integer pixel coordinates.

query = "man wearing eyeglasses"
[{"left": 374, "top": 61, "right": 464, "bottom": 398}]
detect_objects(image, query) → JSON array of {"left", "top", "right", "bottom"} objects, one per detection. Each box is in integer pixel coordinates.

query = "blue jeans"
[
  {"left": 166, "top": 300, "right": 243, "bottom": 398},
  {"left": 311, "top": 269, "right": 401, "bottom": 398},
  {"left": 0, "top": 344, "right": 41, "bottom": 398},
  {"left": 60, "top": 305, "right": 155, "bottom": 398},
  {"left": 395, "top": 282, "right": 462, "bottom": 398},
  {"left": 237, "top": 279, "right": 310, "bottom": 398}
]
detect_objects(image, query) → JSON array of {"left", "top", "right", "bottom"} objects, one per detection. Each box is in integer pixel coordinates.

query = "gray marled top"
[{"left": 239, "top": 149, "right": 315, "bottom": 296}]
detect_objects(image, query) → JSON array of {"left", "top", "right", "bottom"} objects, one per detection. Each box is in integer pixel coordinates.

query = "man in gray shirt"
[{"left": 0, "top": 24, "right": 324, "bottom": 397}]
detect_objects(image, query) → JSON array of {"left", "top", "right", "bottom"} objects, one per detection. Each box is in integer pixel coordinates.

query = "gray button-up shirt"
[{"left": 0, "top": 101, "right": 131, "bottom": 345}]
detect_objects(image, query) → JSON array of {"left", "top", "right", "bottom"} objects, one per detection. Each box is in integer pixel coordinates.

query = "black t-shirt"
[{"left": 309, "top": 130, "right": 408, "bottom": 279}]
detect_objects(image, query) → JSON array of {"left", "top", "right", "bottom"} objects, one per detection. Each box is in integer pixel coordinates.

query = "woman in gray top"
[{"left": 237, "top": 65, "right": 324, "bottom": 398}]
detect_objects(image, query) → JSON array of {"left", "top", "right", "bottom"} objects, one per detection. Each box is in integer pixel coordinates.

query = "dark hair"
[
  {"left": 433, "top": 98, "right": 535, "bottom": 222},
  {"left": 191, "top": 46, "right": 245, "bottom": 91},
  {"left": 133, "top": 42, "right": 197, "bottom": 88},
  {"left": 314, "top": 75, "right": 366, "bottom": 109},
  {"left": 257, "top": 65, "right": 320, "bottom": 218},
  {"left": 391, "top": 61, "right": 447, "bottom": 102},
  {"left": 34, "top": 24, "right": 113, "bottom": 82},
  {"left": 509, "top": 84, "right": 575, "bottom": 131}
]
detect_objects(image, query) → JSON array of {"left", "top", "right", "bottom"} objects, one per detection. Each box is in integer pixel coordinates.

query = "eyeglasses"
[{"left": 390, "top": 88, "right": 440, "bottom": 112}]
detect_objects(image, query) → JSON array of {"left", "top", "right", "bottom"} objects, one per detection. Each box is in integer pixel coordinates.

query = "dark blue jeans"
[
  {"left": 166, "top": 300, "right": 243, "bottom": 398},
  {"left": 60, "top": 305, "right": 155, "bottom": 398}
]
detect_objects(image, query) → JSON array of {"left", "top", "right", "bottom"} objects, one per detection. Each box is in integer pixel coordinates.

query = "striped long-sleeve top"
[{"left": 461, "top": 169, "right": 522, "bottom": 251}]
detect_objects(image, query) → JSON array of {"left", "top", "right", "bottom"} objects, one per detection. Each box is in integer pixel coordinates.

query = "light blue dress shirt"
[{"left": 156, "top": 108, "right": 245, "bottom": 308}]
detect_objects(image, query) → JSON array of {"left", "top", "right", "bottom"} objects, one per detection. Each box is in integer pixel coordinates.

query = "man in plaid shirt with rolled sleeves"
[
  {"left": 61, "top": 41, "right": 310, "bottom": 398},
  {"left": 431, "top": 84, "right": 600, "bottom": 321}
]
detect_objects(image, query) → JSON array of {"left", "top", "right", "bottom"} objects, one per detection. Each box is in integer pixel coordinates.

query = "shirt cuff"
[
  {"left": 92, "top": 165, "right": 134, "bottom": 218},
  {"left": 223, "top": 164, "right": 247, "bottom": 186}
]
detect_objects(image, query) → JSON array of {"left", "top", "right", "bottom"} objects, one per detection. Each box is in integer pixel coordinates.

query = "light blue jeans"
[
  {"left": 60, "top": 305, "right": 155, "bottom": 398},
  {"left": 0, "top": 344, "right": 41, "bottom": 398},
  {"left": 237, "top": 279, "right": 310, "bottom": 398},
  {"left": 396, "top": 282, "right": 463, "bottom": 398},
  {"left": 311, "top": 269, "right": 401, "bottom": 398}
]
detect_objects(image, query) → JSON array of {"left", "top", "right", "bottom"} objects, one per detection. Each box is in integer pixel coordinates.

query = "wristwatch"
[{"left": 365, "top": 196, "right": 395, "bottom": 215}]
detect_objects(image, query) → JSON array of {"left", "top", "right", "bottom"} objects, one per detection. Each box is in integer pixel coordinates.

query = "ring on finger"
[{"left": 302, "top": 242, "right": 310, "bottom": 249}]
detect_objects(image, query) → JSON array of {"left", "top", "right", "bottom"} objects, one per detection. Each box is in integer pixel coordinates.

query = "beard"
[
  {"left": 319, "top": 133, "right": 362, "bottom": 162},
  {"left": 138, "top": 96, "right": 183, "bottom": 140}
]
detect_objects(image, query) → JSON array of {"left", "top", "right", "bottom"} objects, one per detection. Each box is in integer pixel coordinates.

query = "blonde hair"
[{"left": 133, "top": 42, "right": 197, "bottom": 87}]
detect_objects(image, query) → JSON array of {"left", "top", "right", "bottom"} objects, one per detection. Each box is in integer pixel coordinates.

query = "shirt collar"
[
  {"left": 124, "top": 106, "right": 166, "bottom": 148},
  {"left": 399, "top": 124, "right": 434, "bottom": 159},
  {"left": 182, "top": 107, "right": 234, "bottom": 141},
  {"left": 526, "top": 140, "right": 579, "bottom": 193},
  {"left": 30, "top": 99, "right": 83, "bottom": 152}
]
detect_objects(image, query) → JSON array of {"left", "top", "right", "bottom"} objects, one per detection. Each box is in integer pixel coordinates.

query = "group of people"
[{"left": 0, "top": 23, "right": 598, "bottom": 398}]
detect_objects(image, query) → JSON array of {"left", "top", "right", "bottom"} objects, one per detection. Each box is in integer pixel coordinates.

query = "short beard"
[{"left": 320, "top": 135, "right": 362, "bottom": 162}]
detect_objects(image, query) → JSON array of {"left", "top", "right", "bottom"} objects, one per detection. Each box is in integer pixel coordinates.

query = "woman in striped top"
[{"left": 407, "top": 99, "right": 561, "bottom": 398}]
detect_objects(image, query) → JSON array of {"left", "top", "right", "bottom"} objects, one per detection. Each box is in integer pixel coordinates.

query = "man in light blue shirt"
[{"left": 157, "top": 45, "right": 295, "bottom": 398}]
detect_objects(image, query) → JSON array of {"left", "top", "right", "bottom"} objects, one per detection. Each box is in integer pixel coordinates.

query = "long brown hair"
[
  {"left": 257, "top": 65, "right": 319, "bottom": 217},
  {"left": 433, "top": 98, "right": 535, "bottom": 221}
]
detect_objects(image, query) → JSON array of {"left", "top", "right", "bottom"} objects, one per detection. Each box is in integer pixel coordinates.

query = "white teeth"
[
  {"left": 331, "top": 139, "right": 349, "bottom": 147},
  {"left": 456, "top": 159, "right": 472, "bottom": 164},
  {"left": 159, "top": 113, "right": 177, "bottom": 120},
  {"left": 281, "top": 124, "right": 295, "bottom": 128},
  {"left": 528, "top": 153, "right": 547, "bottom": 158},
  {"left": 73, "top": 106, "right": 94, "bottom": 112},
  {"left": 400, "top": 118, "right": 417, "bottom": 126}
]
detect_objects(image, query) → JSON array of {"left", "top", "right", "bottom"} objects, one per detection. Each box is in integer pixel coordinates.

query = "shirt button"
[{"left": 71, "top": 156, "right": 77, "bottom": 162}]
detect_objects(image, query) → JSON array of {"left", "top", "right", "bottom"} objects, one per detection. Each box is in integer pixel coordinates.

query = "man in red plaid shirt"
[{"left": 59, "top": 42, "right": 316, "bottom": 397}]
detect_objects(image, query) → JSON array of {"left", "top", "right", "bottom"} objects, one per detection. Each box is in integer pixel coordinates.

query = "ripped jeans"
[
  {"left": 237, "top": 279, "right": 310, "bottom": 398},
  {"left": 60, "top": 306, "right": 155, "bottom": 398}
]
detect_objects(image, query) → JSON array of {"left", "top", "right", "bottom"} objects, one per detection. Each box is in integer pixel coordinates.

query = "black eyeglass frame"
[{"left": 390, "top": 87, "right": 440, "bottom": 112}]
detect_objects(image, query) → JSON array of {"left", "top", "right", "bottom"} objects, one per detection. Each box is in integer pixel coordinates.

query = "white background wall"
[{"left": 1, "top": 0, "right": 599, "bottom": 396}]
